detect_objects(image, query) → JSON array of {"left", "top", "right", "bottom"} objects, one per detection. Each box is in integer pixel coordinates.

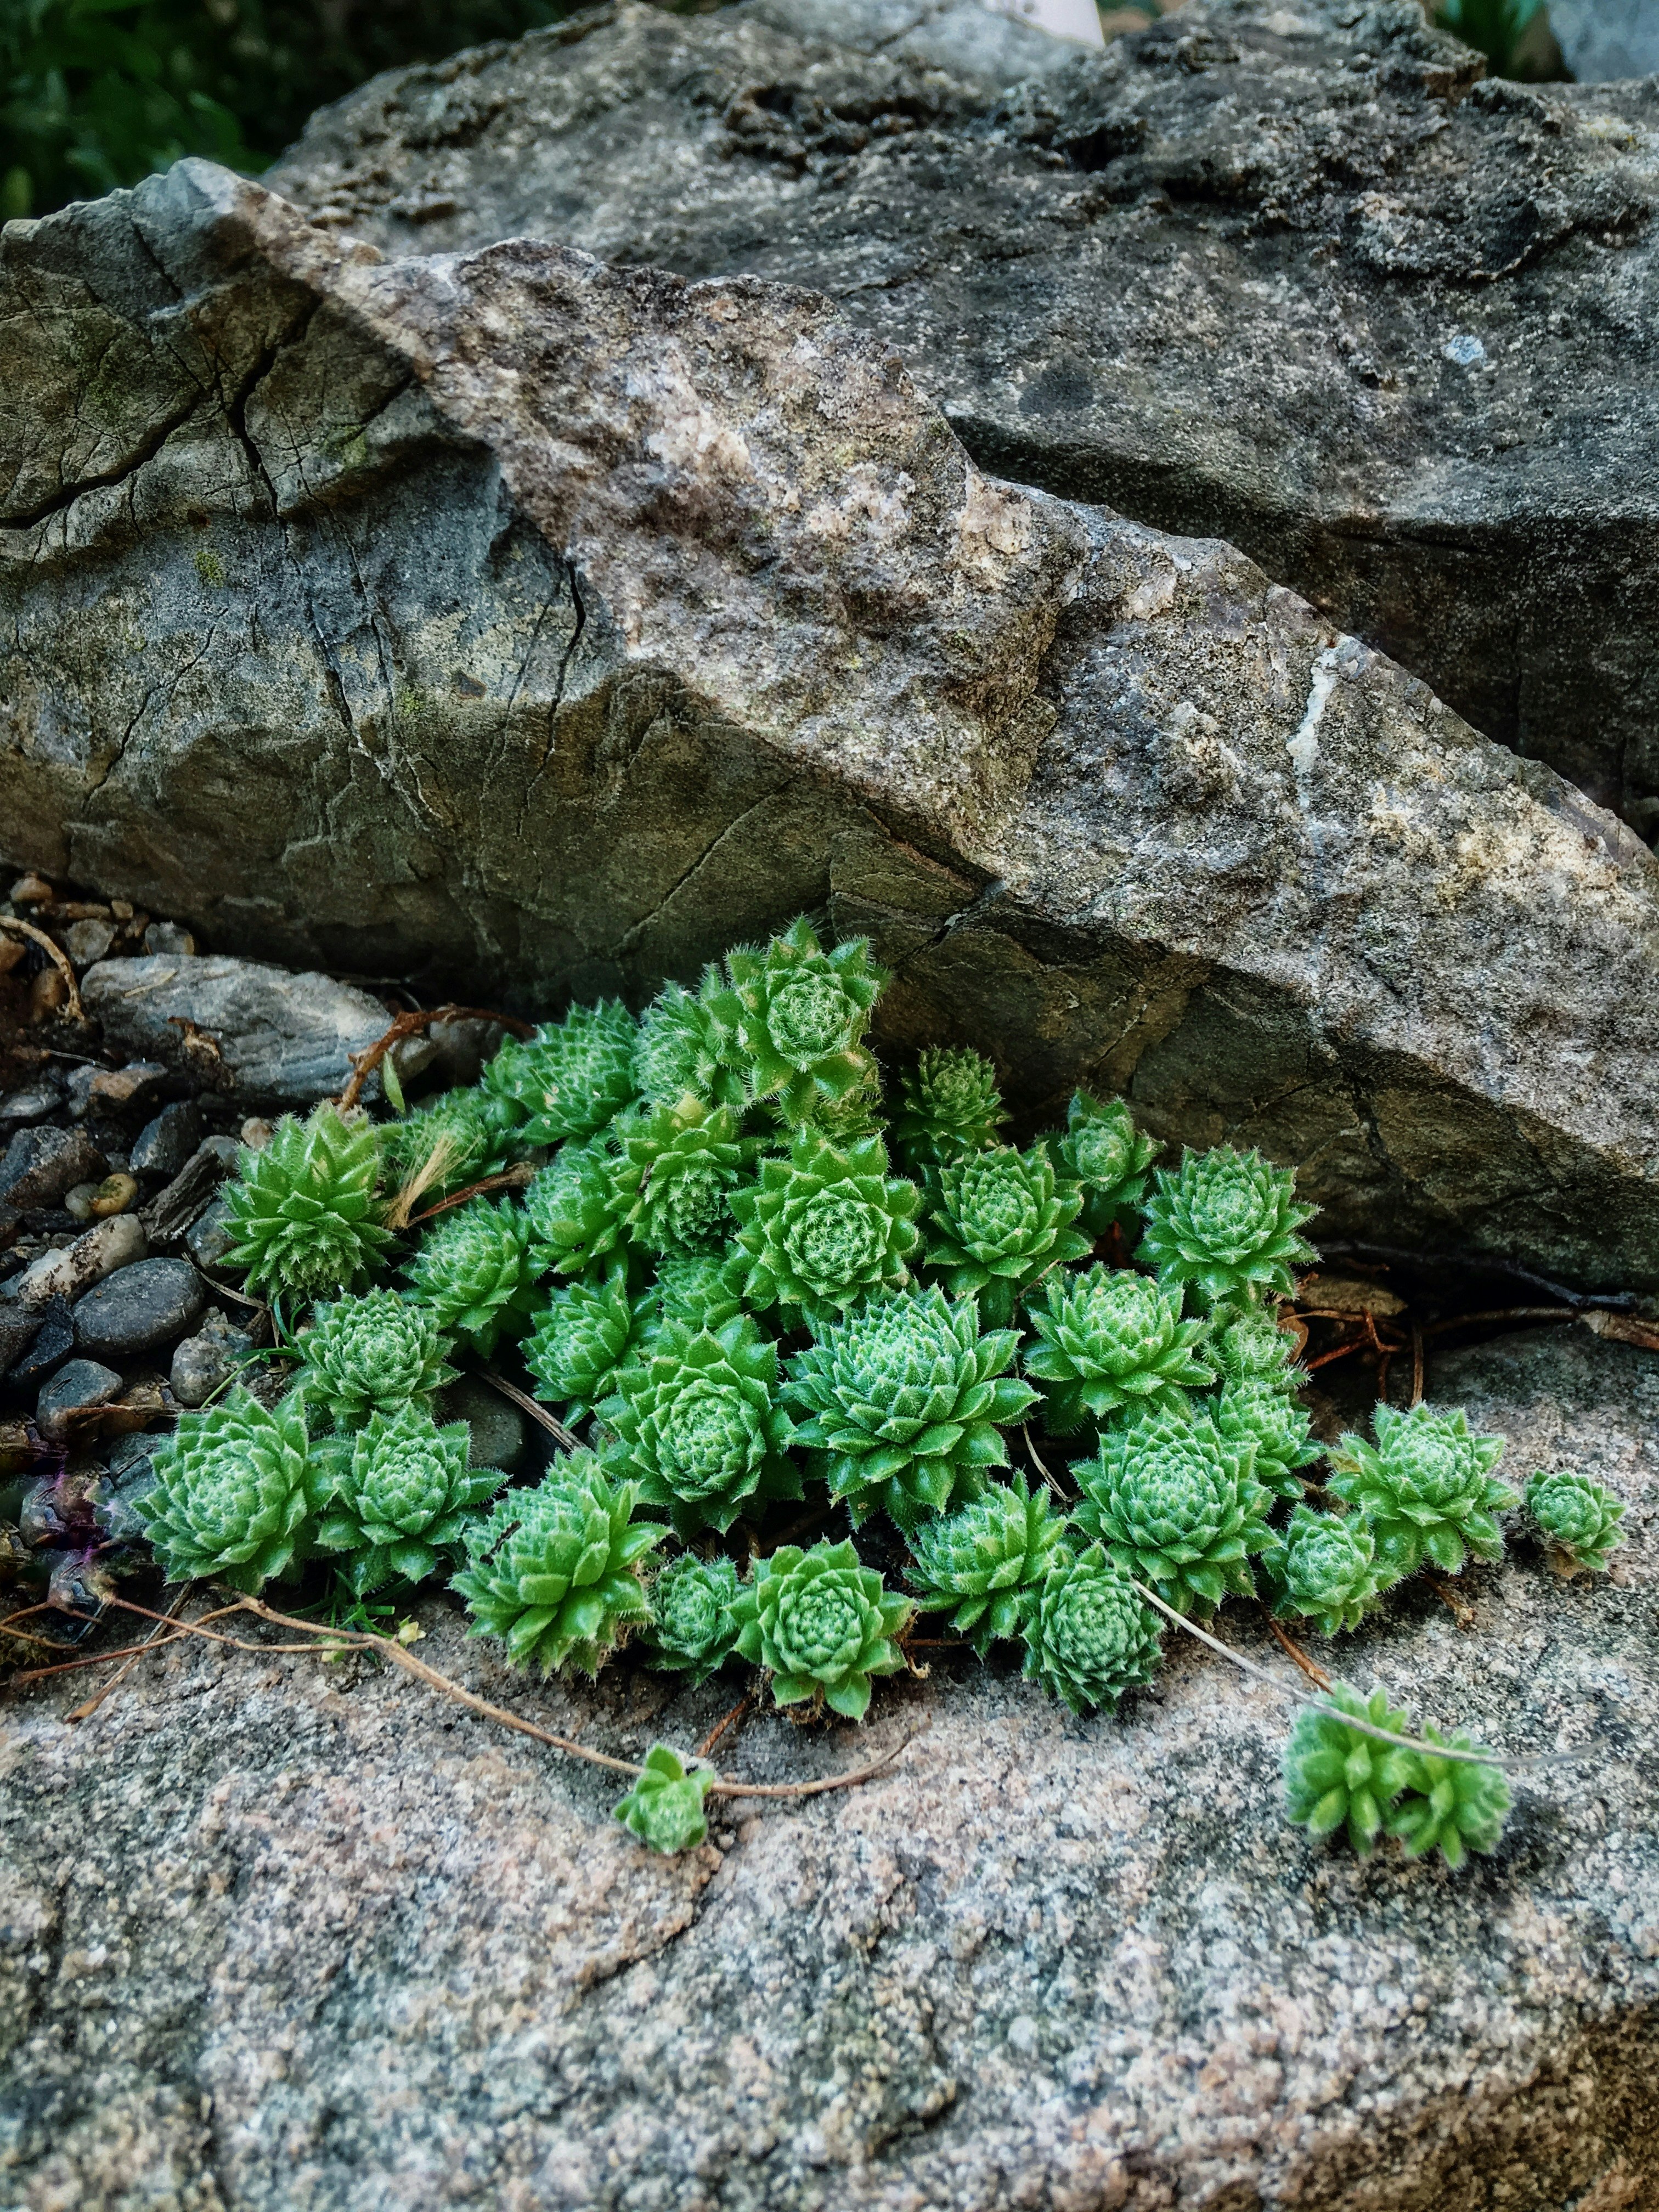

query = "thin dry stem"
[
  {"left": 0, "top": 916, "right": 85, "bottom": 1020},
  {"left": 1266, "top": 1615, "right": 1333, "bottom": 1690},
  {"left": 481, "top": 1369, "right": 580, "bottom": 1452}
]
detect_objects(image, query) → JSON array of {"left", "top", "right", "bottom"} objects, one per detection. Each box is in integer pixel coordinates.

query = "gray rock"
[
  {"left": 1549, "top": 0, "right": 1659, "bottom": 80},
  {"left": 130, "top": 1098, "right": 205, "bottom": 1180},
  {"left": 142, "top": 918, "right": 196, "bottom": 957},
  {"left": 80, "top": 955, "right": 396, "bottom": 1108},
  {"left": 0, "top": 1080, "right": 61, "bottom": 1124},
  {"left": 5, "top": 1294, "right": 72, "bottom": 1387},
  {"left": 140, "top": 1134, "right": 242, "bottom": 1250},
  {"left": 72, "top": 1257, "right": 204, "bottom": 1359},
  {"left": 183, "top": 1190, "right": 237, "bottom": 1271},
  {"left": 169, "top": 1306, "right": 256, "bottom": 1408},
  {"left": 7, "top": 162, "right": 1659, "bottom": 1290},
  {"left": 269, "top": 0, "right": 1659, "bottom": 839},
  {"left": 0, "top": 1305, "right": 43, "bottom": 1376},
  {"left": 0, "top": 1126, "right": 108, "bottom": 1211},
  {"left": 33, "top": 1357, "right": 122, "bottom": 1443},
  {"left": 435, "top": 1372, "right": 529, "bottom": 1474},
  {"left": 2, "top": 1325, "right": 1655, "bottom": 2210},
  {"left": 61, "top": 916, "right": 115, "bottom": 969},
  {"left": 13, "top": 1211, "right": 148, "bottom": 1308}
]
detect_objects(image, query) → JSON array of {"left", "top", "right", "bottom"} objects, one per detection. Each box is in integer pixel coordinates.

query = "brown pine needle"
[{"left": 1266, "top": 1615, "right": 1333, "bottom": 1690}]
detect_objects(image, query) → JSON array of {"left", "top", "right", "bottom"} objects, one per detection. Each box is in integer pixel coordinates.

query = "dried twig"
[
  {"left": 405, "top": 1163, "right": 535, "bottom": 1228},
  {"left": 1266, "top": 1615, "right": 1332, "bottom": 1690},
  {"left": 0, "top": 916, "right": 84, "bottom": 1020},
  {"left": 697, "top": 1694, "right": 752, "bottom": 1758},
  {"left": 338, "top": 1004, "right": 536, "bottom": 1113},
  {"left": 65, "top": 1585, "right": 191, "bottom": 1721},
  {"left": 481, "top": 1369, "right": 580, "bottom": 1453},
  {"left": 1410, "top": 1318, "right": 1425, "bottom": 1408},
  {"left": 1419, "top": 1306, "right": 1575, "bottom": 1339}
]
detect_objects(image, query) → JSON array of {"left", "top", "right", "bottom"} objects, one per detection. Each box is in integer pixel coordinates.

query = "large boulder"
[
  {"left": 4, "top": 162, "right": 1659, "bottom": 1290},
  {"left": 268, "top": 0, "right": 1659, "bottom": 840}
]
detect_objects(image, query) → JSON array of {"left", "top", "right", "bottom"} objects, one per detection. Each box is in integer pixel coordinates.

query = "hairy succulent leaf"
[
  {"left": 905, "top": 1471, "right": 1068, "bottom": 1652},
  {"left": 726, "top": 1128, "right": 921, "bottom": 1324},
  {"left": 224, "top": 1104, "right": 392, "bottom": 1305},
  {"left": 381, "top": 1084, "right": 524, "bottom": 1202},
  {"left": 1283, "top": 1681, "right": 1414, "bottom": 1855},
  {"left": 653, "top": 1255, "right": 743, "bottom": 1335},
  {"left": 1048, "top": 1091, "right": 1158, "bottom": 1237},
  {"left": 599, "top": 1315, "right": 800, "bottom": 1539},
  {"left": 1213, "top": 1374, "right": 1322, "bottom": 1499},
  {"left": 452, "top": 1449, "right": 661, "bottom": 1676},
  {"left": 1327, "top": 1402, "right": 1517, "bottom": 1579},
  {"left": 312, "top": 1401, "right": 504, "bottom": 1594},
  {"left": 708, "top": 916, "right": 886, "bottom": 1121},
  {"left": 1137, "top": 1147, "right": 1317, "bottom": 1308},
  {"left": 644, "top": 1552, "right": 743, "bottom": 1681},
  {"left": 731, "top": 1538, "right": 912, "bottom": 1720},
  {"left": 524, "top": 1262, "right": 655, "bottom": 1421},
  {"left": 481, "top": 999, "right": 640, "bottom": 1144},
  {"left": 1525, "top": 1466, "right": 1626, "bottom": 1575},
  {"left": 1386, "top": 1727, "right": 1511, "bottom": 1868},
  {"left": 1262, "top": 1503, "right": 1390, "bottom": 1635},
  {"left": 923, "top": 1144, "right": 1091, "bottom": 1329},
  {"left": 1072, "top": 1402, "right": 1273, "bottom": 1616},
  {"left": 783, "top": 1285, "right": 1036, "bottom": 1533},
  {"left": 137, "top": 1386, "right": 314, "bottom": 1592},
  {"left": 1209, "top": 1303, "right": 1305, "bottom": 1387},
  {"left": 523, "top": 1133, "right": 634, "bottom": 1280},
  {"left": 1020, "top": 1541, "right": 1163, "bottom": 1715},
  {"left": 618, "top": 1096, "right": 754, "bottom": 1257},
  {"left": 613, "top": 1745, "right": 715, "bottom": 1854},
  {"left": 402, "top": 1194, "right": 536, "bottom": 1356},
  {"left": 1023, "top": 1265, "right": 1212, "bottom": 1434},
  {"left": 293, "top": 1289, "right": 456, "bottom": 1431},
  {"left": 890, "top": 1047, "right": 1007, "bottom": 1169},
  {"left": 633, "top": 970, "right": 747, "bottom": 1111}
]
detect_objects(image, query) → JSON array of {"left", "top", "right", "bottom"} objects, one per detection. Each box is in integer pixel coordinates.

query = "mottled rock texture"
[
  {"left": 5, "top": 160, "right": 1659, "bottom": 1289},
  {"left": 269, "top": 0, "right": 1659, "bottom": 838},
  {"left": 2, "top": 1325, "right": 1655, "bottom": 2212}
]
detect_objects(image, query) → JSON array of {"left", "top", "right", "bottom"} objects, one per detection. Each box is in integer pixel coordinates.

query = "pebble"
[
  {"left": 36, "top": 1358, "right": 123, "bottom": 1444},
  {"left": 7, "top": 1295, "right": 73, "bottom": 1386},
  {"left": 0, "top": 938, "right": 23, "bottom": 978},
  {"left": 170, "top": 1308, "right": 257, "bottom": 1408},
  {"left": 436, "top": 1374, "right": 529, "bottom": 1474},
  {"left": 88, "top": 1060, "right": 170, "bottom": 1108},
  {"left": 142, "top": 921, "right": 196, "bottom": 957},
  {"left": 89, "top": 1173, "right": 139, "bottom": 1218},
  {"left": 72, "top": 1258, "right": 204, "bottom": 1359},
  {"left": 0, "top": 1305, "right": 44, "bottom": 1376},
  {"left": 0, "top": 1126, "right": 109, "bottom": 1209},
  {"left": 9, "top": 873, "right": 52, "bottom": 905},
  {"left": 30, "top": 969, "right": 69, "bottom": 1021},
  {"left": 0, "top": 1081, "right": 62, "bottom": 1124},
  {"left": 63, "top": 1183, "right": 101, "bottom": 1222},
  {"left": 14, "top": 1213, "right": 148, "bottom": 1308},
  {"left": 64, "top": 918, "right": 116, "bottom": 968},
  {"left": 131, "top": 1100, "right": 204, "bottom": 1180},
  {"left": 184, "top": 1193, "right": 236, "bottom": 1269}
]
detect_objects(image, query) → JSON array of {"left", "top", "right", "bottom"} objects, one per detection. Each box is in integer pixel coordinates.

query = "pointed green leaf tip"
[
  {"left": 614, "top": 1745, "right": 716, "bottom": 1855},
  {"left": 1386, "top": 1726, "right": 1510, "bottom": 1869},
  {"left": 451, "top": 1449, "right": 662, "bottom": 1676},
  {"left": 725, "top": 1127, "right": 921, "bottom": 1325},
  {"left": 783, "top": 1284, "right": 1037, "bottom": 1534},
  {"left": 906, "top": 1470, "right": 1068, "bottom": 1652},
  {"left": 1213, "top": 1374, "right": 1322, "bottom": 1500},
  {"left": 380, "top": 1082, "right": 524, "bottom": 1200},
  {"left": 1022, "top": 1263, "right": 1214, "bottom": 1435},
  {"left": 1135, "top": 1145, "right": 1317, "bottom": 1308},
  {"left": 137, "top": 1385, "right": 313, "bottom": 1592},
  {"left": 1048, "top": 1091, "right": 1158, "bottom": 1237},
  {"left": 525, "top": 1261, "right": 654, "bottom": 1420},
  {"left": 1524, "top": 1466, "right": 1627, "bottom": 1575},
  {"left": 1261, "top": 1503, "right": 1395, "bottom": 1635},
  {"left": 890, "top": 1046, "right": 1007, "bottom": 1169},
  {"left": 294, "top": 1289, "right": 457, "bottom": 1431},
  {"left": 481, "top": 999, "right": 639, "bottom": 1145},
  {"left": 731, "top": 1538, "right": 913, "bottom": 1720},
  {"left": 616, "top": 1095, "right": 755, "bottom": 1256},
  {"left": 402, "top": 1193, "right": 535, "bottom": 1356},
  {"left": 923, "top": 1143, "right": 1091, "bottom": 1328},
  {"left": 706, "top": 915, "right": 885, "bottom": 1124},
  {"left": 1326, "top": 1402, "right": 1517, "bottom": 1579},
  {"left": 523, "top": 1132, "right": 634, "bottom": 1280},
  {"left": 1071, "top": 1402, "right": 1274, "bottom": 1616},
  {"left": 633, "top": 968, "right": 748, "bottom": 1113},
  {"left": 1283, "top": 1681, "right": 1414, "bottom": 1856},
  {"left": 645, "top": 1552, "right": 743, "bottom": 1682},
  {"left": 1019, "top": 1541, "right": 1163, "bottom": 1714},
  {"left": 223, "top": 1103, "right": 392, "bottom": 1304},
  {"left": 312, "top": 1401, "right": 505, "bottom": 1595}
]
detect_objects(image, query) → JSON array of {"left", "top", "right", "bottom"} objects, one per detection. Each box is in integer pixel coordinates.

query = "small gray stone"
[
  {"left": 130, "top": 1099, "right": 204, "bottom": 1180},
  {"left": 184, "top": 1192, "right": 236, "bottom": 1270},
  {"left": 0, "top": 1082, "right": 62, "bottom": 1124},
  {"left": 0, "top": 1305, "right": 43, "bottom": 1376},
  {"left": 72, "top": 1259, "right": 204, "bottom": 1359},
  {"left": 1549, "top": 0, "right": 1659, "bottom": 79},
  {"left": 435, "top": 1373, "right": 528, "bottom": 1474},
  {"left": 62, "top": 1182, "right": 101, "bottom": 1222},
  {"left": 14, "top": 1213, "right": 148, "bottom": 1308},
  {"left": 142, "top": 920, "right": 196, "bottom": 957},
  {"left": 169, "top": 1308, "right": 256, "bottom": 1408},
  {"left": 35, "top": 1358, "right": 122, "bottom": 1444},
  {"left": 140, "top": 1135, "right": 241, "bottom": 1249},
  {"left": 63, "top": 917, "right": 115, "bottom": 969},
  {"left": 6, "top": 1294, "right": 73, "bottom": 1386},
  {"left": 0, "top": 1126, "right": 109, "bottom": 1210}
]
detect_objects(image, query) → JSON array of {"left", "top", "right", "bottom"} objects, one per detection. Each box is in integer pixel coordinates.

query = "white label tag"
[{"left": 981, "top": 0, "right": 1106, "bottom": 47}]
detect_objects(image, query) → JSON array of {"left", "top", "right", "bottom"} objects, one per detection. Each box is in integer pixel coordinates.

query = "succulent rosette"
[
  {"left": 613, "top": 1746, "right": 716, "bottom": 1855},
  {"left": 633, "top": 969, "right": 748, "bottom": 1111},
  {"left": 782, "top": 1285, "right": 1037, "bottom": 1533},
  {"left": 481, "top": 998, "right": 640, "bottom": 1145},
  {"left": 452, "top": 1450, "right": 661, "bottom": 1675},
  {"left": 599, "top": 1315, "right": 801, "bottom": 1538},
  {"left": 1022, "top": 1265, "right": 1213, "bottom": 1434},
  {"left": 1209, "top": 1301, "right": 1305, "bottom": 1386},
  {"left": 1071, "top": 1402, "right": 1273, "bottom": 1615},
  {"left": 708, "top": 916, "right": 884, "bottom": 1121},
  {"left": 618, "top": 1096, "right": 754, "bottom": 1256},
  {"left": 725, "top": 1128, "right": 921, "bottom": 1324},
  {"left": 653, "top": 1255, "right": 743, "bottom": 1334},
  {"left": 1386, "top": 1728, "right": 1511, "bottom": 1868},
  {"left": 1524, "top": 1466, "right": 1626, "bottom": 1575},
  {"left": 224, "top": 1103, "right": 392, "bottom": 1305},
  {"left": 1326, "top": 1402, "right": 1517, "bottom": 1578},
  {"left": 312, "top": 1402, "right": 505, "bottom": 1594},
  {"left": 1283, "top": 1681, "right": 1414, "bottom": 1857},
  {"left": 523, "top": 1132, "right": 635, "bottom": 1280},
  {"left": 906, "top": 1471, "right": 1068, "bottom": 1652},
  {"left": 644, "top": 1552, "right": 743, "bottom": 1681},
  {"left": 890, "top": 1046, "right": 1008, "bottom": 1169},
  {"left": 1261, "top": 1503, "right": 1389, "bottom": 1635},
  {"left": 923, "top": 1144, "right": 1090, "bottom": 1328},
  {"left": 402, "top": 1193, "right": 537, "bottom": 1356},
  {"left": 525, "top": 1262, "right": 655, "bottom": 1420},
  {"left": 1048, "top": 1091, "right": 1158, "bottom": 1237},
  {"left": 381, "top": 1084, "right": 524, "bottom": 1201},
  {"left": 731, "top": 1538, "right": 913, "bottom": 1720},
  {"left": 1019, "top": 1542, "right": 1163, "bottom": 1715},
  {"left": 294, "top": 1289, "right": 456, "bottom": 1431},
  {"left": 1213, "top": 1374, "right": 1322, "bottom": 1499},
  {"left": 1136, "top": 1147, "right": 1317, "bottom": 1308},
  {"left": 137, "top": 1386, "right": 315, "bottom": 1592}
]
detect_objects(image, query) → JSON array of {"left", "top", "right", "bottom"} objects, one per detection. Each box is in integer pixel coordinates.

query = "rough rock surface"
[
  {"left": 7, "top": 162, "right": 1659, "bottom": 1289},
  {"left": 1549, "top": 0, "right": 1659, "bottom": 82},
  {"left": 269, "top": 0, "right": 1659, "bottom": 837},
  {"left": 2, "top": 1325, "right": 1655, "bottom": 2212}
]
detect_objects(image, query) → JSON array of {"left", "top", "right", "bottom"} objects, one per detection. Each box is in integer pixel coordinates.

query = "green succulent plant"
[
  {"left": 481, "top": 999, "right": 640, "bottom": 1145},
  {"left": 1386, "top": 1727, "right": 1511, "bottom": 1869},
  {"left": 381, "top": 1084, "right": 523, "bottom": 1200},
  {"left": 708, "top": 916, "right": 885, "bottom": 1122},
  {"left": 1022, "top": 1265, "right": 1213, "bottom": 1434},
  {"left": 452, "top": 1450, "right": 661, "bottom": 1675},
  {"left": 523, "top": 1133, "right": 634, "bottom": 1280},
  {"left": 524, "top": 1262, "right": 656, "bottom": 1420},
  {"left": 726, "top": 1128, "right": 921, "bottom": 1324},
  {"left": 618, "top": 1095, "right": 753, "bottom": 1256},
  {"left": 653, "top": 1255, "right": 743, "bottom": 1334},
  {"left": 1283, "top": 1681, "right": 1414, "bottom": 1856},
  {"left": 613, "top": 1745, "right": 716, "bottom": 1855},
  {"left": 782, "top": 1286, "right": 1037, "bottom": 1534},
  {"left": 1326, "top": 1402, "right": 1517, "bottom": 1579},
  {"left": 137, "top": 1386, "right": 315, "bottom": 1592},
  {"left": 223, "top": 1104, "right": 392, "bottom": 1305},
  {"left": 923, "top": 1144, "right": 1091, "bottom": 1329},
  {"left": 1019, "top": 1541, "right": 1163, "bottom": 1715},
  {"left": 292, "top": 1289, "right": 456, "bottom": 1431},
  {"left": 644, "top": 1551, "right": 743, "bottom": 1681},
  {"left": 1261, "top": 1503, "right": 1389, "bottom": 1636},
  {"left": 1524, "top": 1466, "right": 1626, "bottom": 1575},
  {"left": 1048, "top": 1091, "right": 1158, "bottom": 1237},
  {"left": 402, "top": 1193, "right": 536, "bottom": 1356},
  {"left": 905, "top": 1471, "right": 1068, "bottom": 1652},
  {"left": 633, "top": 970, "right": 748, "bottom": 1113},
  {"left": 1209, "top": 1302, "right": 1304, "bottom": 1386},
  {"left": 731, "top": 1538, "right": 912, "bottom": 1720},
  {"left": 312, "top": 1402, "right": 504, "bottom": 1595},
  {"left": 1214, "top": 1374, "right": 1322, "bottom": 1499},
  {"left": 1136, "top": 1147, "right": 1317, "bottom": 1308},
  {"left": 890, "top": 1046, "right": 1008, "bottom": 1169},
  {"left": 1072, "top": 1402, "right": 1273, "bottom": 1616},
  {"left": 599, "top": 1314, "right": 800, "bottom": 1539}
]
